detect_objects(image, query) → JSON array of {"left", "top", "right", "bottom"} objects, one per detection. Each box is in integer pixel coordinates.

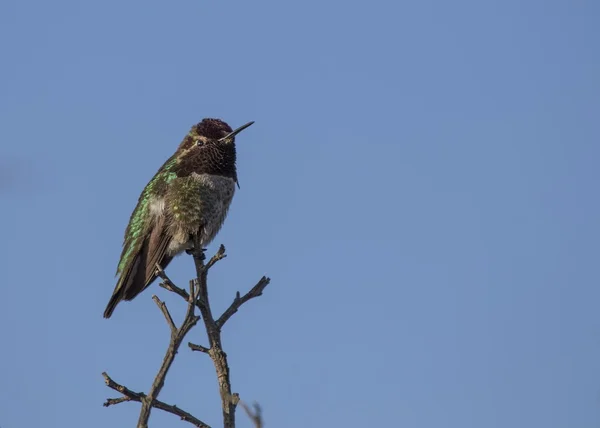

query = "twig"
[
  {"left": 153, "top": 295, "right": 177, "bottom": 334},
  {"left": 136, "top": 286, "right": 200, "bottom": 428},
  {"left": 103, "top": 245, "right": 270, "bottom": 428},
  {"left": 216, "top": 276, "right": 271, "bottom": 329},
  {"left": 102, "top": 266, "right": 201, "bottom": 428},
  {"left": 104, "top": 396, "right": 131, "bottom": 406},
  {"left": 102, "top": 372, "right": 210, "bottom": 428},
  {"left": 205, "top": 244, "right": 227, "bottom": 270},
  {"left": 188, "top": 342, "right": 210, "bottom": 353},
  {"left": 188, "top": 245, "right": 271, "bottom": 428},
  {"left": 190, "top": 245, "right": 236, "bottom": 426},
  {"left": 156, "top": 264, "right": 191, "bottom": 300},
  {"left": 103, "top": 371, "right": 145, "bottom": 402},
  {"left": 240, "top": 401, "right": 264, "bottom": 428}
]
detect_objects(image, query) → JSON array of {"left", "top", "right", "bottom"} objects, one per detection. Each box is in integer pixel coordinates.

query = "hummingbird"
[{"left": 103, "top": 118, "right": 254, "bottom": 318}]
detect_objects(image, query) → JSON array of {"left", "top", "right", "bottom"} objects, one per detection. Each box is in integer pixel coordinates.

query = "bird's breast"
[{"left": 165, "top": 173, "right": 236, "bottom": 253}]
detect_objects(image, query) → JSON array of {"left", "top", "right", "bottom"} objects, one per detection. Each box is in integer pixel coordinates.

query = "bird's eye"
[{"left": 196, "top": 140, "right": 204, "bottom": 146}]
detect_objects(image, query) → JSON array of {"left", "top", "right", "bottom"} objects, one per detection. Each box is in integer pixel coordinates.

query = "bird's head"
[
  {"left": 178, "top": 118, "right": 254, "bottom": 150},
  {"left": 174, "top": 118, "right": 254, "bottom": 182}
]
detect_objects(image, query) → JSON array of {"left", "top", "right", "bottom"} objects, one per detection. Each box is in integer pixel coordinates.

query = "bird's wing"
[
  {"left": 103, "top": 156, "right": 178, "bottom": 318},
  {"left": 143, "top": 213, "right": 172, "bottom": 285}
]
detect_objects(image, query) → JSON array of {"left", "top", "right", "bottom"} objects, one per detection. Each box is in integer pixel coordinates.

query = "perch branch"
[
  {"left": 103, "top": 245, "right": 270, "bottom": 428},
  {"left": 189, "top": 243, "right": 271, "bottom": 428}
]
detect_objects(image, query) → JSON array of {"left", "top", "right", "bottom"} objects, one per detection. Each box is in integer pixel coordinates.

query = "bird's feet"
[
  {"left": 184, "top": 235, "right": 207, "bottom": 260},
  {"left": 185, "top": 247, "right": 207, "bottom": 261}
]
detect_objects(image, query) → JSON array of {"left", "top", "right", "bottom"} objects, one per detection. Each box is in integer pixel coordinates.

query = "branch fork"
[{"left": 102, "top": 245, "right": 270, "bottom": 428}]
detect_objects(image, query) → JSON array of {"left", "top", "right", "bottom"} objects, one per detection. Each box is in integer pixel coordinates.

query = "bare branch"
[
  {"left": 240, "top": 401, "right": 264, "bottom": 428},
  {"left": 217, "top": 276, "right": 271, "bottom": 329},
  {"left": 102, "top": 372, "right": 210, "bottom": 428},
  {"left": 155, "top": 263, "right": 190, "bottom": 302},
  {"left": 104, "top": 396, "right": 131, "bottom": 406},
  {"left": 190, "top": 247, "right": 236, "bottom": 426},
  {"left": 188, "top": 342, "right": 210, "bottom": 353},
  {"left": 104, "top": 267, "right": 201, "bottom": 427},
  {"left": 156, "top": 263, "right": 191, "bottom": 300},
  {"left": 205, "top": 244, "right": 227, "bottom": 271},
  {"left": 153, "top": 295, "right": 177, "bottom": 334},
  {"left": 156, "top": 264, "right": 209, "bottom": 321},
  {"left": 103, "top": 371, "right": 145, "bottom": 402},
  {"left": 136, "top": 287, "right": 200, "bottom": 427},
  {"left": 104, "top": 245, "right": 270, "bottom": 428}
]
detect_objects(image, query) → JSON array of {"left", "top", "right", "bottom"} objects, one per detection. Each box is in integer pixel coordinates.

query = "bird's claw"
[{"left": 185, "top": 247, "right": 207, "bottom": 261}]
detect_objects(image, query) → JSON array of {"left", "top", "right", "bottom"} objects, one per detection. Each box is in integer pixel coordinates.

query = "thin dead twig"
[
  {"left": 103, "top": 245, "right": 270, "bottom": 428},
  {"left": 136, "top": 286, "right": 200, "bottom": 427},
  {"left": 153, "top": 295, "right": 177, "bottom": 334},
  {"left": 156, "top": 264, "right": 191, "bottom": 300},
  {"left": 102, "top": 372, "right": 210, "bottom": 428},
  {"left": 240, "top": 401, "right": 264, "bottom": 428},
  {"left": 189, "top": 245, "right": 271, "bottom": 428},
  {"left": 205, "top": 244, "right": 227, "bottom": 270},
  {"left": 216, "top": 276, "right": 271, "bottom": 329},
  {"left": 188, "top": 342, "right": 210, "bottom": 353},
  {"left": 102, "top": 271, "right": 201, "bottom": 428},
  {"left": 104, "top": 396, "right": 132, "bottom": 406}
]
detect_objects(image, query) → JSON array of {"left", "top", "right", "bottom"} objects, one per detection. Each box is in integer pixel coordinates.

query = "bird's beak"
[{"left": 219, "top": 121, "right": 255, "bottom": 142}]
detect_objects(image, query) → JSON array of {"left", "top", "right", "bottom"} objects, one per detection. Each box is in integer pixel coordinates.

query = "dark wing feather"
[
  {"left": 143, "top": 215, "right": 173, "bottom": 286},
  {"left": 103, "top": 218, "right": 173, "bottom": 318},
  {"left": 103, "top": 156, "right": 178, "bottom": 318},
  {"left": 103, "top": 245, "right": 146, "bottom": 318}
]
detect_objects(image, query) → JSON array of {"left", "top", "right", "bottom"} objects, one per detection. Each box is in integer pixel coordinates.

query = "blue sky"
[{"left": 1, "top": 0, "right": 599, "bottom": 427}]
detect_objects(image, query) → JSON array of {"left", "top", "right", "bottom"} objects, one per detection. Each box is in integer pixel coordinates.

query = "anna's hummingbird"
[{"left": 103, "top": 118, "right": 254, "bottom": 318}]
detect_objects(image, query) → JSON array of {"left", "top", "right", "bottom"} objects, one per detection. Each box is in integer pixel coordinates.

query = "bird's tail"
[
  {"left": 103, "top": 256, "right": 174, "bottom": 318},
  {"left": 103, "top": 253, "right": 149, "bottom": 319},
  {"left": 103, "top": 288, "right": 123, "bottom": 319},
  {"left": 104, "top": 225, "right": 174, "bottom": 318}
]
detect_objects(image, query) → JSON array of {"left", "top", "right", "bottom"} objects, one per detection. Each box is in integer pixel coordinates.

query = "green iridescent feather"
[{"left": 116, "top": 157, "right": 177, "bottom": 274}]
